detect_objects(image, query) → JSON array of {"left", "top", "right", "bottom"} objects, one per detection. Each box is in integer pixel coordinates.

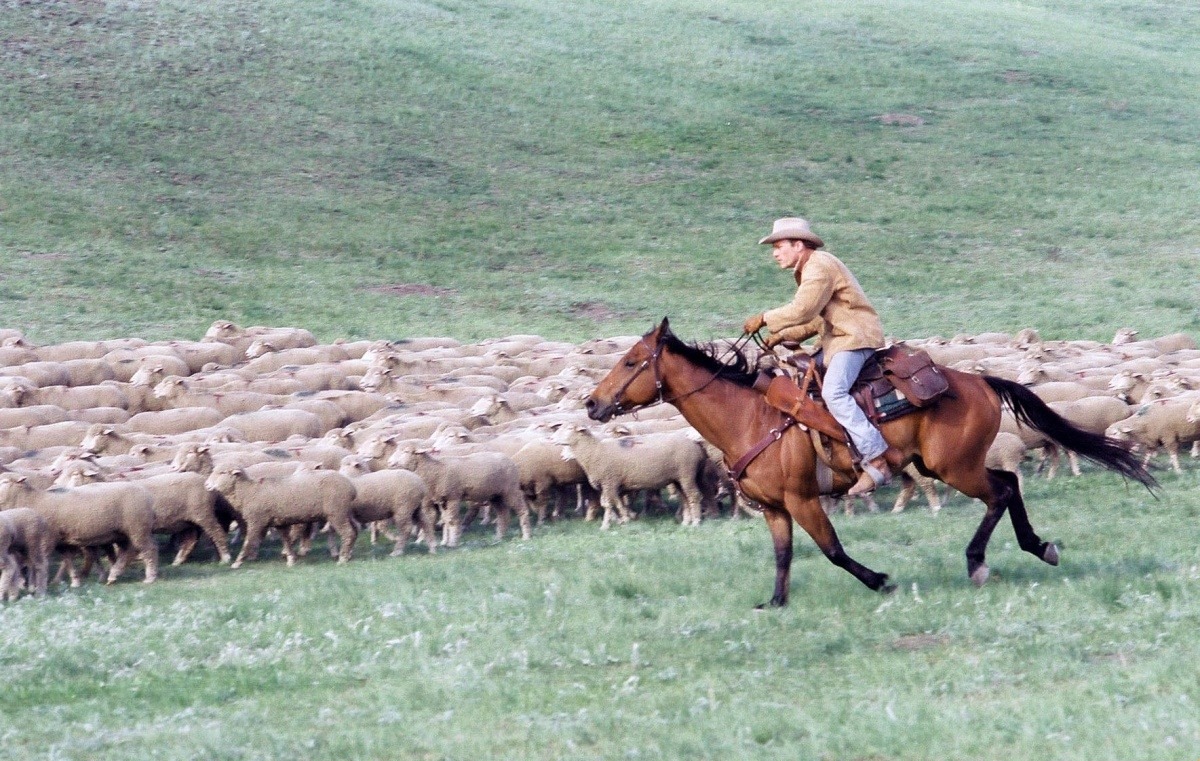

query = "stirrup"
[{"left": 847, "top": 459, "right": 891, "bottom": 496}]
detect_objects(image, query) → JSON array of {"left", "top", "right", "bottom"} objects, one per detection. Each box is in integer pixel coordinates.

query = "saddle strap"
[{"left": 729, "top": 417, "right": 799, "bottom": 482}]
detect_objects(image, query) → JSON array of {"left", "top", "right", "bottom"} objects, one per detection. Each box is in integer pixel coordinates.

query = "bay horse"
[{"left": 585, "top": 318, "right": 1155, "bottom": 605}]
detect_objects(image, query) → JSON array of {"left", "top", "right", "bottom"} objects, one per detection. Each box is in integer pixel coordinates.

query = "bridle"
[{"left": 606, "top": 330, "right": 757, "bottom": 416}]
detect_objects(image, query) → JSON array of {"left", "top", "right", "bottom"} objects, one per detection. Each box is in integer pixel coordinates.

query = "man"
[{"left": 743, "top": 217, "right": 897, "bottom": 495}]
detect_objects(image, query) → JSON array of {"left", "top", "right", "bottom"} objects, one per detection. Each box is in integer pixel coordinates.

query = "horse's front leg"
[
  {"left": 760, "top": 507, "right": 793, "bottom": 607},
  {"left": 785, "top": 491, "right": 894, "bottom": 593}
]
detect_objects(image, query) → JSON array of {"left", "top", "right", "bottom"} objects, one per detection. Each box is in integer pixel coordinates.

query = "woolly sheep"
[
  {"left": 555, "top": 425, "right": 711, "bottom": 529},
  {"left": 1105, "top": 398, "right": 1200, "bottom": 473},
  {"left": 337, "top": 455, "right": 437, "bottom": 555},
  {"left": 388, "top": 446, "right": 531, "bottom": 547},
  {"left": 205, "top": 464, "right": 358, "bottom": 567},
  {"left": 217, "top": 408, "right": 324, "bottom": 443},
  {"left": 0, "top": 474, "right": 159, "bottom": 585},
  {"left": 0, "top": 507, "right": 52, "bottom": 599}
]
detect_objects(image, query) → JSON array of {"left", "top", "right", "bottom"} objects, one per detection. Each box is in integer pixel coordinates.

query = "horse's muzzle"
[{"left": 584, "top": 396, "right": 615, "bottom": 422}]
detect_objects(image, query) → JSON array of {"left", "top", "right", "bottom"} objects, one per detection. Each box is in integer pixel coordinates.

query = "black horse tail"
[{"left": 984, "top": 375, "right": 1158, "bottom": 490}]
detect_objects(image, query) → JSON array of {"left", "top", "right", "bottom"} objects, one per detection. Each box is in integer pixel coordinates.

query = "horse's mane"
[{"left": 662, "top": 332, "right": 761, "bottom": 388}]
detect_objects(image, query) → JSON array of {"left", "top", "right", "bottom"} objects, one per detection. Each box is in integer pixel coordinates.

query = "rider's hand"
[{"left": 743, "top": 313, "right": 766, "bottom": 334}]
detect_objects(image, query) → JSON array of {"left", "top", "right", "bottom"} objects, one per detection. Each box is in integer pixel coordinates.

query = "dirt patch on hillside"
[
  {"left": 367, "top": 283, "right": 456, "bottom": 298},
  {"left": 570, "top": 301, "right": 624, "bottom": 321},
  {"left": 876, "top": 113, "right": 925, "bottom": 127},
  {"left": 891, "top": 633, "right": 950, "bottom": 651}
]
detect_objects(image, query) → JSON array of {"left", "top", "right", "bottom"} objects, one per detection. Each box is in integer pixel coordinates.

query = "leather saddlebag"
[{"left": 880, "top": 345, "right": 950, "bottom": 407}]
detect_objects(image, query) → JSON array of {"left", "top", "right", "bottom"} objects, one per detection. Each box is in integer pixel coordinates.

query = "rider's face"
[{"left": 771, "top": 239, "right": 807, "bottom": 269}]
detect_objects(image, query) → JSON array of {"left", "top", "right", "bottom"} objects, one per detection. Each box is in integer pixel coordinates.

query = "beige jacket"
[{"left": 763, "top": 250, "right": 885, "bottom": 358}]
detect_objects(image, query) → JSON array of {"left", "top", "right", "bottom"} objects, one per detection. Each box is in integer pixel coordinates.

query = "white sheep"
[
  {"left": 204, "top": 464, "right": 358, "bottom": 568},
  {"left": 555, "top": 425, "right": 710, "bottom": 529},
  {"left": 1106, "top": 398, "right": 1200, "bottom": 473},
  {"left": 338, "top": 455, "right": 437, "bottom": 555},
  {"left": 388, "top": 446, "right": 531, "bottom": 547},
  {"left": 0, "top": 507, "right": 53, "bottom": 599},
  {"left": 0, "top": 474, "right": 159, "bottom": 585}
]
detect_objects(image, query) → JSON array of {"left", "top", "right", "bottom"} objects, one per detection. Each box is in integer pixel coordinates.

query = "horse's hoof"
[
  {"left": 880, "top": 581, "right": 898, "bottom": 595},
  {"left": 970, "top": 564, "right": 990, "bottom": 587},
  {"left": 1042, "top": 543, "right": 1060, "bottom": 566}
]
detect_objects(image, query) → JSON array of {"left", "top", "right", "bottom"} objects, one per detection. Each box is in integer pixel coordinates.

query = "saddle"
[{"left": 760, "top": 343, "right": 950, "bottom": 434}]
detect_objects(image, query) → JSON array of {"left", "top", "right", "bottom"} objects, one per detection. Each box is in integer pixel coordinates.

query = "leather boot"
[{"left": 847, "top": 455, "right": 892, "bottom": 496}]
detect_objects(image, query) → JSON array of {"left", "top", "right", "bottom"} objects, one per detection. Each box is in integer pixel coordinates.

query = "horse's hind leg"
[
  {"left": 951, "top": 466, "right": 1056, "bottom": 586},
  {"left": 993, "top": 468, "right": 1059, "bottom": 567}
]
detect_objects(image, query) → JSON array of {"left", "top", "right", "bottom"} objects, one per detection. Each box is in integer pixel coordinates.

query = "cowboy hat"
[{"left": 758, "top": 217, "right": 824, "bottom": 248}]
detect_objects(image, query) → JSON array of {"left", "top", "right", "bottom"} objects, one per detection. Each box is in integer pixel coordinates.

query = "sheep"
[
  {"left": 131, "top": 471, "right": 234, "bottom": 565},
  {"left": 0, "top": 404, "right": 70, "bottom": 428},
  {"left": 0, "top": 475, "right": 159, "bottom": 585},
  {"left": 0, "top": 507, "right": 53, "bottom": 599},
  {"left": 152, "top": 378, "right": 286, "bottom": 416},
  {"left": 0, "top": 361, "right": 71, "bottom": 387},
  {"left": 1105, "top": 398, "right": 1200, "bottom": 474},
  {"left": 511, "top": 438, "right": 596, "bottom": 524},
  {"left": 5, "top": 381, "right": 131, "bottom": 411},
  {"left": 203, "top": 464, "right": 358, "bottom": 568},
  {"left": 105, "top": 352, "right": 192, "bottom": 384},
  {"left": 337, "top": 455, "right": 437, "bottom": 556},
  {"left": 293, "top": 389, "right": 393, "bottom": 424},
  {"left": 555, "top": 425, "right": 710, "bottom": 529},
  {"left": 242, "top": 343, "right": 351, "bottom": 372},
  {"left": 0, "top": 420, "right": 93, "bottom": 450},
  {"left": 61, "top": 358, "right": 118, "bottom": 387},
  {"left": 217, "top": 408, "right": 324, "bottom": 442},
  {"left": 202, "top": 321, "right": 318, "bottom": 355},
  {"left": 388, "top": 446, "right": 531, "bottom": 547},
  {"left": 30, "top": 338, "right": 146, "bottom": 363},
  {"left": 125, "top": 407, "right": 227, "bottom": 436},
  {"left": 1047, "top": 396, "right": 1135, "bottom": 476}
]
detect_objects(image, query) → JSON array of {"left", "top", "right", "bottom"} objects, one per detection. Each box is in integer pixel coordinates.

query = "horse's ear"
[{"left": 658, "top": 316, "right": 671, "bottom": 337}]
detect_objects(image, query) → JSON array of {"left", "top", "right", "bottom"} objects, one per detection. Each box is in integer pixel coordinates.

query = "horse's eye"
[{"left": 624, "top": 360, "right": 637, "bottom": 368}]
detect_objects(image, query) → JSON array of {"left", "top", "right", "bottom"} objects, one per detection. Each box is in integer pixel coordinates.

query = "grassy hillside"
[
  {"left": 1, "top": 0, "right": 1197, "bottom": 345},
  {"left": 1, "top": 2, "right": 1199, "bottom": 759}
]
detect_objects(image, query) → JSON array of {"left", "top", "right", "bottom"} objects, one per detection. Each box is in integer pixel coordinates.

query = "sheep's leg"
[
  {"left": 422, "top": 501, "right": 441, "bottom": 554},
  {"left": 598, "top": 487, "right": 620, "bottom": 530},
  {"left": 279, "top": 526, "right": 300, "bottom": 566},
  {"left": 440, "top": 499, "right": 462, "bottom": 547},
  {"left": 1191, "top": 440, "right": 1199, "bottom": 459},
  {"left": 1167, "top": 441, "right": 1183, "bottom": 474},
  {"left": 1068, "top": 451, "right": 1082, "bottom": 477},
  {"left": 231, "top": 520, "right": 267, "bottom": 568},
  {"left": 106, "top": 541, "right": 134, "bottom": 584},
  {"left": 191, "top": 515, "right": 232, "bottom": 564},
  {"left": 171, "top": 528, "right": 202, "bottom": 566},
  {"left": 0, "top": 552, "right": 19, "bottom": 601},
  {"left": 137, "top": 537, "right": 159, "bottom": 583},
  {"left": 389, "top": 512, "right": 410, "bottom": 557},
  {"left": 492, "top": 496, "right": 510, "bottom": 541},
  {"left": 510, "top": 489, "right": 532, "bottom": 540},
  {"left": 330, "top": 515, "right": 357, "bottom": 563},
  {"left": 891, "top": 471, "right": 916, "bottom": 513}
]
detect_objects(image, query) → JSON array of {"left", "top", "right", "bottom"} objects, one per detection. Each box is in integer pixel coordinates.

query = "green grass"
[
  {"left": 1, "top": 0, "right": 1197, "bottom": 344},
  {"left": 2, "top": 0, "right": 1199, "bottom": 757},
  {"left": 1, "top": 469, "right": 1198, "bottom": 759}
]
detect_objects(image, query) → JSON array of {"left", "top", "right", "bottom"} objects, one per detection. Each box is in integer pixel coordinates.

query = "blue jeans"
[{"left": 821, "top": 348, "right": 889, "bottom": 461}]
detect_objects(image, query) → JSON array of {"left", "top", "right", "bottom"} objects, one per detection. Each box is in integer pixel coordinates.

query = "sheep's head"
[
  {"left": 1112, "top": 327, "right": 1139, "bottom": 345},
  {"left": 170, "top": 443, "right": 211, "bottom": 473},
  {"left": 338, "top": 455, "right": 371, "bottom": 476},
  {"left": 80, "top": 425, "right": 119, "bottom": 454},
  {"left": 1104, "top": 424, "right": 1133, "bottom": 441},
  {"left": 387, "top": 445, "right": 426, "bottom": 470},
  {"left": 1015, "top": 365, "right": 1046, "bottom": 386},
  {"left": 244, "top": 339, "right": 278, "bottom": 359},
  {"left": 153, "top": 376, "right": 187, "bottom": 399},
  {"left": 204, "top": 320, "right": 242, "bottom": 340},
  {"left": 203, "top": 466, "right": 243, "bottom": 494},
  {"left": 468, "top": 395, "right": 501, "bottom": 418},
  {"left": 359, "top": 366, "right": 393, "bottom": 393},
  {"left": 0, "top": 474, "right": 29, "bottom": 503},
  {"left": 130, "top": 362, "right": 165, "bottom": 388},
  {"left": 1186, "top": 400, "right": 1200, "bottom": 425}
]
